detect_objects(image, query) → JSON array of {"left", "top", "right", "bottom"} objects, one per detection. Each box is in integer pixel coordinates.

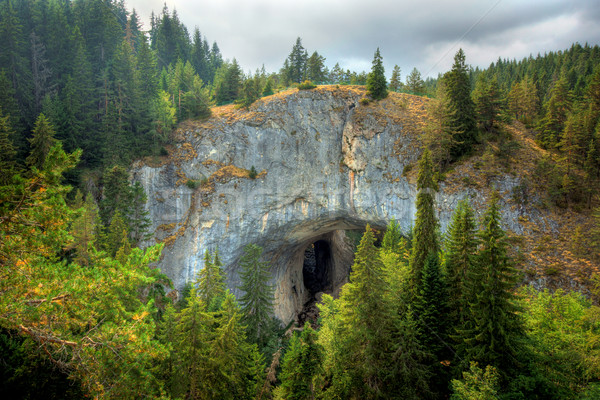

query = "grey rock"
[{"left": 132, "top": 88, "right": 531, "bottom": 323}]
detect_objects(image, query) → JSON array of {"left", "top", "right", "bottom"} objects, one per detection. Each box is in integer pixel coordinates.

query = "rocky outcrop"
[{"left": 133, "top": 86, "right": 533, "bottom": 323}]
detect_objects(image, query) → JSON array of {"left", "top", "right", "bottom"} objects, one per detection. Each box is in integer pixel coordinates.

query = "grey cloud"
[{"left": 128, "top": 0, "right": 600, "bottom": 78}]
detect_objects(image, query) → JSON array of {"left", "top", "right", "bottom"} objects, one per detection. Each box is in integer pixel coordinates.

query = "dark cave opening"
[{"left": 302, "top": 240, "right": 333, "bottom": 295}]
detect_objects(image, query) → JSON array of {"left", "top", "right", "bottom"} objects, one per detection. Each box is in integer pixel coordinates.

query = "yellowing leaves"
[{"left": 132, "top": 311, "right": 149, "bottom": 321}]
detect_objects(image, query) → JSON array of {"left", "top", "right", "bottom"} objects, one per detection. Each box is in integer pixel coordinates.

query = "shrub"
[
  {"left": 186, "top": 179, "right": 200, "bottom": 190},
  {"left": 249, "top": 166, "right": 257, "bottom": 179},
  {"left": 359, "top": 97, "right": 370, "bottom": 106},
  {"left": 298, "top": 80, "right": 316, "bottom": 90}
]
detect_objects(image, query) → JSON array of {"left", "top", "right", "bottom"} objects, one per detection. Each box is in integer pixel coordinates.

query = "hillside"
[{"left": 134, "top": 86, "right": 599, "bottom": 322}]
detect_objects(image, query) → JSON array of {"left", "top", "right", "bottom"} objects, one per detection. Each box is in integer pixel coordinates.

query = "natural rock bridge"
[{"left": 133, "top": 87, "right": 524, "bottom": 323}]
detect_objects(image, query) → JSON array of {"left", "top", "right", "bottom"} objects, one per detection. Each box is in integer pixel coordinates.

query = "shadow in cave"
[{"left": 299, "top": 240, "right": 334, "bottom": 326}]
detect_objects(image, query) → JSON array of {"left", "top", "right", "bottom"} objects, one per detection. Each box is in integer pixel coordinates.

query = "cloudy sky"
[{"left": 126, "top": 0, "right": 600, "bottom": 79}]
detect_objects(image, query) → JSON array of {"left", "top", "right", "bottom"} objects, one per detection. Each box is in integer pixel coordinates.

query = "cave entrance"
[{"left": 302, "top": 240, "right": 333, "bottom": 295}]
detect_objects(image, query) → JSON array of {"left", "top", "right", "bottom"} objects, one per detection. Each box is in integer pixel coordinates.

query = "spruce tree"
[
  {"left": 278, "top": 322, "right": 324, "bottom": 400},
  {"left": 322, "top": 225, "right": 412, "bottom": 398},
  {"left": 238, "top": 244, "right": 276, "bottom": 352},
  {"left": 537, "top": 73, "right": 572, "bottom": 148},
  {"left": 444, "top": 49, "right": 477, "bottom": 159},
  {"left": 409, "top": 149, "right": 439, "bottom": 292},
  {"left": 26, "top": 113, "right": 57, "bottom": 170},
  {"left": 0, "top": 110, "right": 17, "bottom": 184},
  {"left": 444, "top": 200, "right": 478, "bottom": 328},
  {"left": 382, "top": 218, "right": 405, "bottom": 255},
  {"left": 285, "top": 37, "right": 308, "bottom": 84},
  {"left": 456, "top": 192, "right": 525, "bottom": 380},
  {"left": 196, "top": 249, "right": 226, "bottom": 310},
  {"left": 306, "top": 51, "right": 326, "bottom": 84},
  {"left": 366, "top": 47, "right": 388, "bottom": 100},
  {"left": 406, "top": 67, "right": 425, "bottom": 95},
  {"left": 389, "top": 65, "right": 402, "bottom": 92}
]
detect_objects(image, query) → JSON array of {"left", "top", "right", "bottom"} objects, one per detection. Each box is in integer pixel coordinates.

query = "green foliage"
[
  {"left": 318, "top": 225, "right": 431, "bottom": 399},
  {"left": 472, "top": 73, "right": 503, "bottom": 133},
  {"left": 359, "top": 97, "right": 370, "bottom": 106},
  {"left": 238, "top": 244, "right": 277, "bottom": 354},
  {"left": 537, "top": 73, "right": 573, "bottom": 148},
  {"left": 390, "top": 65, "right": 403, "bottom": 92},
  {"left": 283, "top": 37, "right": 308, "bottom": 85},
  {"left": 249, "top": 165, "right": 258, "bottom": 179},
  {"left": 196, "top": 249, "right": 227, "bottom": 310},
  {"left": 444, "top": 200, "right": 478, "bottom": 329},
  {"left": 297, "top": 80, "right": 317, "bottom": 90},
  {"left": 306, "top": 51, "right": 327, "bottom": 84},
  {"left": 278, "top": 323, "right": 324, "bottom": 400},
  {"left": 443, "top": 49, "right": 478, "bottom": 159},
  {"left": 406, "top": 67, "right": 426, "bottom": 95},
  {"left": 455, "top": 192, "right": 525, "bottom": 381},
  {"left": 520, "top": 287, "right": 600, "bottom": 396},
  {"left": 26, "top": 114, "right": 57, "bottom": 170},
  {"left": 366, "top": 48, "right": 388, "bottom": 100},
  {"left": 410, "top": 149, "right": 440, "bottom": 292},
  {"left": 0, "top": 142, "right": 168, "bottom": 398},
  {"left": 451, "top": 362, "right": 500, "bottom": 400}
]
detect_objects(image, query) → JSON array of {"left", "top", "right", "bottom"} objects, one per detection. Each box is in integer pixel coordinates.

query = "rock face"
[{"left": 133, "top": 87, "right": 527, "bottom": 323}]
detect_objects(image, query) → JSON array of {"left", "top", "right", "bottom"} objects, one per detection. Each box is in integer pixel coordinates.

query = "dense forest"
[{"left": 1, "top": 0, "right": 600, "bottom": 398}]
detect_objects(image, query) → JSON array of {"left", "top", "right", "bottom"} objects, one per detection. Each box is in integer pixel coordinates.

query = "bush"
[
  {"left": 298, "top": 80, "right": 316, "bottom": 90},
  {"left": 359, "top": 97, "right": 370, "bottom": 106},
  {"left": 186, "top": 179, "right": 200, "bottom": 190},
  {"left": 249, "top": 166, "right": 257, "bottom": 179}
]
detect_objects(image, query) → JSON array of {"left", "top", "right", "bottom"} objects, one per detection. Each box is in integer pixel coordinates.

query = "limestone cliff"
[{"left": 133, "top": 86, "right": 595, "bottom": 323}]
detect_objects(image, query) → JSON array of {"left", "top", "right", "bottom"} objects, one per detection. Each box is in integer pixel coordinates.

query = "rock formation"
[{"left": 133, "top": 86, "right": 532, "bottom": 323}]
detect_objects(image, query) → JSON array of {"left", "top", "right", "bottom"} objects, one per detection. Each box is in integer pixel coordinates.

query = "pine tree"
[
  {"left": 456, "top": 192, "right": 525, "bottom": 380},
  {"left": 320, "top": 225, "right": 431, "bottom": 398},
  {"left": 306, "top": 51, "right": 326, "bottom": 84},
  {"left": 69, "top": 191, "right": 99, "bottom": 266},
  {"left": 409, "top": 149, "right": 439, "bottom": 292},
  {"left": 26, "top": 113, "right": 57, "bottom": 170},
  {"left": 389, "top": 65, "right": 402, "bottom": 92},
  {"left": 473, "top": 73, "right": 503, "bottom": 133},
  {"left": 444, "top": 200, "right": 478, "bottom": 328},
  {"left": 406, "top": 67, "right": 425, "bottom": 95},
  {"left": 238, "top": 244, "right": 275, "bottom": 351},
  {"left": 382, "top": 218, "right": 405, "bottom": 255},
  {"left": 170, "top": 287, "right": 210, "bottom": 399},
  {"left": 416, "top": 253, "right": 448, "bottom": 356},
  {"left": 278, "top": 322, "right": 324, "bottom": 400},
  {"left": 366, "top": 48, "right": 388, "bottom": 100},
  {"left": 285, "top": 37, "right": 308, "bottom": 84},
  {"left": 444, "top": 49, "right": 477, "bottom": 159},
  {"left": 537, "top": 73, "right": 573, "bottom": 148},
  {"left": 196, "top": 249, "right": 226, "bottom": 310},
  {"left": 0, "top": 109, "right": 17, "bottom": 184}
]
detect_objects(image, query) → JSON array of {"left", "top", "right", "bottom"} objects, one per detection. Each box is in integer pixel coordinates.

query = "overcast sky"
[{"left": 126, "top": 0, "right": 600, "bottom": 79}]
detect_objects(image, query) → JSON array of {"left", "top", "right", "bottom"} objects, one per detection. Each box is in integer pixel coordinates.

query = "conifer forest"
[{"left": 1, "top": 0, "right": 600, "bottom": 399}]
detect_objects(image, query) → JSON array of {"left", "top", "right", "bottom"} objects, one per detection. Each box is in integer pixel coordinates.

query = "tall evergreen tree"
[
  {"left": 472, "top": 73, "right": 503, "bottom": 133},
  {"left": 443, "top": 49, "right": 477, "bottom": 159},
  {"left": 389, "top": 65, "right": 402, "bottom": 92},
  {"left": 306, "top": 51, "right": 326, "bottom": 84},
  {"left": 278, "top": 322, "right": 324, "bottom": 400},
  {"left": 409, "top": 149, "right": 439, "bottom": 292},
  {"left": 456, "top": 192, "right": 525, "bottom": 381},
  {"left": 284, "top": 37, "right": 308, "bottom": 84},
  {"left": 444, "top": 200, "right": 479, "bottom": 329},
  {"left": 320, "top": 225, "right": 430, "bottom": 399},
  {"left": 238, "top": 244, "right": 276, "bottom": 351},
  {"left": 26, "top": 113, "right": 57, "bottom": 169},
  {"left": 366, "top": 47, "right": 388, "bottom": 100},
  {"left": 0, "top": 109, "right": 17, "bottom": 184},
  {"left": 537, "top": 73, "right": 572, "bottom": 148},
  {"left": 197, "top": 249, "right": 227, "bottom": 310},
  {"left": 406, "top": 67, "right": 425, "bottom": 95}
]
